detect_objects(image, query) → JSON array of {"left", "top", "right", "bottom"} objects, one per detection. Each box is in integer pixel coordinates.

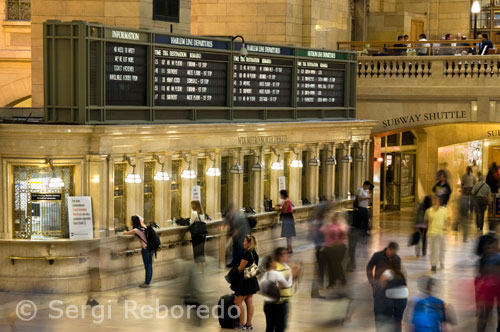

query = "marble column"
[
  {"left": 228, "top": 150, "right": 243, "bottom": 209},
  {"left": 337, "top": 143, "right": 351, "bottom": 199},
  {"left": 205, "top": 151, "right": 221, "bottom": 219},
  {"left": 364, "top": 140, "right": 371, "bottom": 182},
  {"left": 0, "top": 154, "right": 8, "bottom": 239},
  {"left": 87, "top": 154, "right": 110, "bottom": 238},
  {"left": 352, "top": 142, "right": 364, "bottom": 191},
  {"left": 288, "top": 147, "right": 302, "bottom": 205},
  {"left": 126, "top": 155, "right": 144, "bottom": 221},
  {"left": 320, "top": 145, "right": 333, "bottom": 200},
  {"left": 372, "top": 137, "right": 382, "bottom": 229},
  {"left": 331, "top": 144, "right": 337, "bottom": 200},
  {"left": 270, "top": 148, "right": 283, "bottom": 206},
  {"left": 305, "top": 146, "right": 320, "bottom": 204},
  {"left": 181, "top": 153, "right": 197, "bottom": 218},
  {"left": 345, "top": 142, "right": 352, "bottom": 197},
  {"left": 153, "top": 153, "right": 171, "bottom": 227},
  {"left": 249, "top": 150, "right": 264, "bottom": 213}
]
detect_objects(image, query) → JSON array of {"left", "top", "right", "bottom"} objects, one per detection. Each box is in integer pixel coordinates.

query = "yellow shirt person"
[{"left": 425, "top": 205, "right": 448, "bottom": 235}]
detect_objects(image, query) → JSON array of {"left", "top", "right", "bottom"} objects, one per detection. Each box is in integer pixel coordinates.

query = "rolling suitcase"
[{"left": 217, "top": 294, "right": 239, "bottom": 328}]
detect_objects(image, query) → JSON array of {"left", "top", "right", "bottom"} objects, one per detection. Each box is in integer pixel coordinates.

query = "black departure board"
[
  {"left": 233, "top": 56, "right": 293, "bottom": 107},
  {"left": 105, "top": 42, "right": 147, "bottom": 106},
  {"left": 154, "top": 47, "right": 228, "bottom": 106},
  {"left": 296, "top": 60, "right": 345, "bottom": 107}
]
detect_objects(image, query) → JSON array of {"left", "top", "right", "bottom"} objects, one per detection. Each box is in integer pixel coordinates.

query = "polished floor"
[{"left": 0, "top": 209, "right": 493, "bottom": 331}]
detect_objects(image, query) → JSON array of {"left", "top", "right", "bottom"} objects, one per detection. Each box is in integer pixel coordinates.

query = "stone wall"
[
  {"left": 30, "top": 0, "right": 191, "bottom": 107},
  {"left": 0, "top": 2, "right": 32, "bottom": 107},
  {"left": 190, "top": 0, "right": 350, "bottom": 49}
]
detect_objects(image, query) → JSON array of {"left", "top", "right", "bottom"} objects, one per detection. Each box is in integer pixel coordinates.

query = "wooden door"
[{"left": 411, "top": 20, "right": 424, "bottom": 41}]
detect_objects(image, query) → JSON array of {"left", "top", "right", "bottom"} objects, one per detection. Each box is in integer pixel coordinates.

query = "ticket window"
[
  {"left": 13, "top": 165, "right": 74, "bottom": 239},
  {"left": 170, "top": 160, "right": 182, "bottom": 219},
  {"left": 114, "top": 163, "right": 127, "bottom": 230},
  {"left": 143, "top": 161, "right": 155, "bottom": 223},
  {"left": 220, "top": 156, "right": 229, "bottom": 213}
]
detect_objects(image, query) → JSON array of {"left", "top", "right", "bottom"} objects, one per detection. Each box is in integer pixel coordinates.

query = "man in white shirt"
[
  {"left": 357, "top": 181, "right": 373, "bottom": 236},
  {"left": 417, "top": 33, "right": 430, "bottom": 56}
]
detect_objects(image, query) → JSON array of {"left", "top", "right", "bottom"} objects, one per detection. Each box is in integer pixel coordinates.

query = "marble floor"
[{"left": 0, "top": 209, "right": 494, "bottom": 331}]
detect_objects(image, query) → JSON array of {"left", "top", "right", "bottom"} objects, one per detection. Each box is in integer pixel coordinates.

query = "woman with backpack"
[
  {"left": 124, "top": 215, "right": 153, "bottom": 288},
  {"left": 189, "top": 200, "right": 208, "bottom": 267},
  {"left": 260, "top": 255, "right": 299, "bottom": 332},
  {"left": 231, "top": 235, "right": 260, "bottom": 330}
]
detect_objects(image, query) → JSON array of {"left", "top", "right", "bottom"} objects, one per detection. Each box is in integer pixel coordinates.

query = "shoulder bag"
[
  {"left": 189, "top": 213, "right": 208, "bottom": 237},
  {"left": 244, "top": 251, "right": 259, "bottom": 279}
]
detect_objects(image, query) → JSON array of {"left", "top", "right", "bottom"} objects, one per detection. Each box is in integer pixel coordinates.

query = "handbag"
[
  {"left": 408, "top": 231, "right": 420, "bottom": 247},
  {"left": 244, "top": 251, "right": 259, "bottom": 279},
  {"left": 189, "top": 213, "right": 208, "bottom": 237},
  {"left": 259, "top": 272, "right": 281, "bottom": 301}
]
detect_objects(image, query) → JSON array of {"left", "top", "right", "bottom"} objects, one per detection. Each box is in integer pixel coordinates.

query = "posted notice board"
[{"left": 67, "top": 196, "right": 94, "bottom": 239}]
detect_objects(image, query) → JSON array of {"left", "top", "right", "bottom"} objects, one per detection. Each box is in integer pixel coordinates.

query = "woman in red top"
[
  {"left": 320, "top": 213, "right": 349, "bottom": 287},
  {"left": 279, "top": 190, "right": 296, "bottom": 253}
]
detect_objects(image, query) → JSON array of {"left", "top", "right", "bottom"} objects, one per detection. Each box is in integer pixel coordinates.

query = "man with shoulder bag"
[{"left": 472, "top": 174, "right": 492, "bottom": 232}]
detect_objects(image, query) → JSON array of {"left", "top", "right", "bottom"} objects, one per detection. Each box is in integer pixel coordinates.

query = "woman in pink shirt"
[
  {"left": 279, "top": 190, "right": 296, "bottom": 253},
  {"left": 320, "top": 213, "right": 349, "bottom": 287}
]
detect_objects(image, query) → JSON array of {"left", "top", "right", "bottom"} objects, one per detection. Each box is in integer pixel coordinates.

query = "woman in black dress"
[{"left": 231, "top": 235, "right": 259, "bottom": 330}]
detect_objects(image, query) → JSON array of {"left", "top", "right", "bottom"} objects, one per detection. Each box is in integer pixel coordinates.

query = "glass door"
[
  {"left": 400, "top": 152, "right": 417, "bottom": 207},
  {"left": 384, "top": 153, "right": 401, "bottom": 211}
]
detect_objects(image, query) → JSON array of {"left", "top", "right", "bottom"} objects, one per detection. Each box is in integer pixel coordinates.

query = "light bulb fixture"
[
  {"left": 290, "top": 148, "right": 303, "bottom": 168},
  {"left": 308, "top": 156, "right": 321, "bottom": 167},
  {"left": 46, "top": 159, "right": 65, "bottom": 188},
  {"left": 340, "top": 155, "right": 353, "bottom": 163},
  {"left": 124, "top": 156, "right": 142, "bottom": 183},
  {"left": 325, "top": 156, "right": 337, "bottom": 165},
  {"left": 471, "top": 0, "right": 481, "bottom": 14},
  {"left": 206, "top": 153, "right": 221, "bottom": 177},
  {"left": 153, "top": 154, "right": 170, "bottom": 181},
  {"left": 232, "top": 35, "right": 248, "bottom": 58}
]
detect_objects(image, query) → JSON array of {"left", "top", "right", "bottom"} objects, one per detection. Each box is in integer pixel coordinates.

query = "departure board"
[
  {"left": 154, "top": 47, "right": 228, "bottom": 107},
  {"left": 105, "top": 42, "right": 148, "bottom": 106},
  {"left": 233, "top": 56, "right": 293, "bottom": 107},
  {"left": 296, "top": 60, "right": 345, "bottom": 107}
]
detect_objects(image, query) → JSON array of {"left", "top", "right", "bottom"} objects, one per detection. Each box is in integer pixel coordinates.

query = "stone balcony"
[{"left": 356, "top": 55, "right": 500, "bottom": 133}]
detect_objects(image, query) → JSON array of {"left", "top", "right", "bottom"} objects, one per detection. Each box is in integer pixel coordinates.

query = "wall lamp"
[
  {"left": 46, "top": 159, "right": 65, "bottom": 188},
  {"left": 290, "top": 148, "right": 303, "bottom": 168},
  {"left": 325, "top": 145, "right": 337, "bottom": 165},
  {"left": 270, "top": 148, "right": 284, "bottom": 170},
  {"left": 232, "top": 35, "right": 248, "bottom": 57},
  {"left": 153, "top": 154, "right": 170, "bottom": 181},
  {"left": 230, "top": 151, "right": 244, "bottom": 174},
  {"left": 250, "top": 150, "right": 263, "bottom": 172},
  {"left": 124, "top": 156, "right": 141, "bottom": 183},
  {"left": 308, "top": 156, "right": 321, "bottom": 167},
  {"left": 181, "top": 154, "right": 197, "bottom": 179},
  {"left": 206, "top": 153, "right": 221, "bottom": 176}
]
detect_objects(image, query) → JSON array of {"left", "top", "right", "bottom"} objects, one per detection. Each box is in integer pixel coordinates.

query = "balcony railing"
[
  {"left": 357, "top": 55, "right": 500, "bottom": 79},
  {"left": 338, "top": 40, "right": 490, "bottom": 56}
]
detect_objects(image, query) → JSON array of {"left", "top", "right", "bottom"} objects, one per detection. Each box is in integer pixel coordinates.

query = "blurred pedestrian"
[
  {"left": 486, "top": 162, "right": 499, "bottom": 194},
  {"left": 310, "top": 202, "right": 330, "bottom": 298},
  {"left": 414, "top": 196, "right": 432, "bottom": 257},
  {"left": 380, "top": 259, "right": 408, "bottom": 332},
  {"left": 321, "top": 213, "right": 349, "bottom": 287},
  {"left": 386, "top": 165, "right": 395, "bottom": 205},
  {"left": 189, "top": 200, "right": 209, "bottom": 269},
  {"left": 231, "top": 235, "right": 260, "bottom": 330},
  {"left": 473, "top": 173, "right": 492, "bottom": 232},
  {"left": 425, "top": 196, "right": 448, "bottom": 272},
  {"left": 366, "top": 241, "right": 401, "bottom": 331},
  {"left": 407, "top": 277, "right": 457, "bottom": 332},
  {"left": 432, "top": 170, "right": 451, "bottom": 206},
  {"left": 278, "top": 190, "right": 296, "bottom": 253},
  {"left": 475, "top": 236, "right": 500, "bottom": 332},
  {"left": 225, "top": 203, "right": 251, "bottom": 268},
  {"left": 458, "top": 191, "right": 470, "bottom": 242},
  {"left": 123, "top": 215, "right": 153, "bottom": 288},
  {"left": 260, "top": 252, "right": 301, "bottom": 332},
  {"left": 357, "top": 181, "right": 373, "bottom": 237}
]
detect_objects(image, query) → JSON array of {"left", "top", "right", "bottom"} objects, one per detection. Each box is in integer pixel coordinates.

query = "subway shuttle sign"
[{"left": 381, "top": 111, "right": 469, "bottom": 129}]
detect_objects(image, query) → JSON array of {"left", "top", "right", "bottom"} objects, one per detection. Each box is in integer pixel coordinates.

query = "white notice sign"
[
  {"left": 67, "top": 196, "right": 94, "bottom": 240},
  {"left": 279, "top": 176, "right": 286, "bottom": 191},
  {"left": 191, "top": 185, "right": 201, "bottom": 201}
]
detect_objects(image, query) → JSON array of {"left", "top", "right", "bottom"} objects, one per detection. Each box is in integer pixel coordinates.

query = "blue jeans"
[{"left": 141, "top": 248, "right": 153, "bottom": 285}]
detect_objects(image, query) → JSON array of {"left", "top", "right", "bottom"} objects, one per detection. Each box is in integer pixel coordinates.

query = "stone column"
[
  {"left": 181, "top": 153, "right": 197, "bottom": 218},
  {"left": 228, "top": 150, "right": 243, "bottom": 209},
  {"left": 331, "top": 144, "right": 337, "bottom": 200},
  {"left": 0, "top": 154, "right": 8, "bottom": 239},
  {"left": 153, "top": 153, "right": 170, "bottom": 227},
  {"left": 352, "top": 142, "right": 364, "bottom": 191},
  {"left": 205, "top": 151, "right": 222, "bottom": 219},
  {"left": 372, "top": 137, "right": 382, "bottom": 229},
  {"left": 249, "top": 150, "right": 264, "bottom": 213},
  {"left": 269, "top": 148, "right": 284, "bottom": 206},
  {"left": 364, "top": 140, "right": 371, "bottom": 182},
  {"left": 87, "top": 154, "right": 110, "bottom": 238},
  {"left": 337, "top": 143, "right": 351, "bottom": 199},
  {"left": 288, "top": 147, "right": 302, "bottom": 205},
  {"left": 345, "top": 142, "right": 352, "bottom": 197},
  {"left": 305, "top": 146, "right": 320, "bottom": 204}
]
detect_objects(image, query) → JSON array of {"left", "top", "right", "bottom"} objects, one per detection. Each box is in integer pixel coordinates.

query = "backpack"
[
  {"left": 247, "top": 216, "right": 257, "bottom": 229},
  {"left": 189, "top": 214, "right": 208, "bottom": 237},
  {"left": 137, "top": 226, "right": 161, "bottom": 258}
]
